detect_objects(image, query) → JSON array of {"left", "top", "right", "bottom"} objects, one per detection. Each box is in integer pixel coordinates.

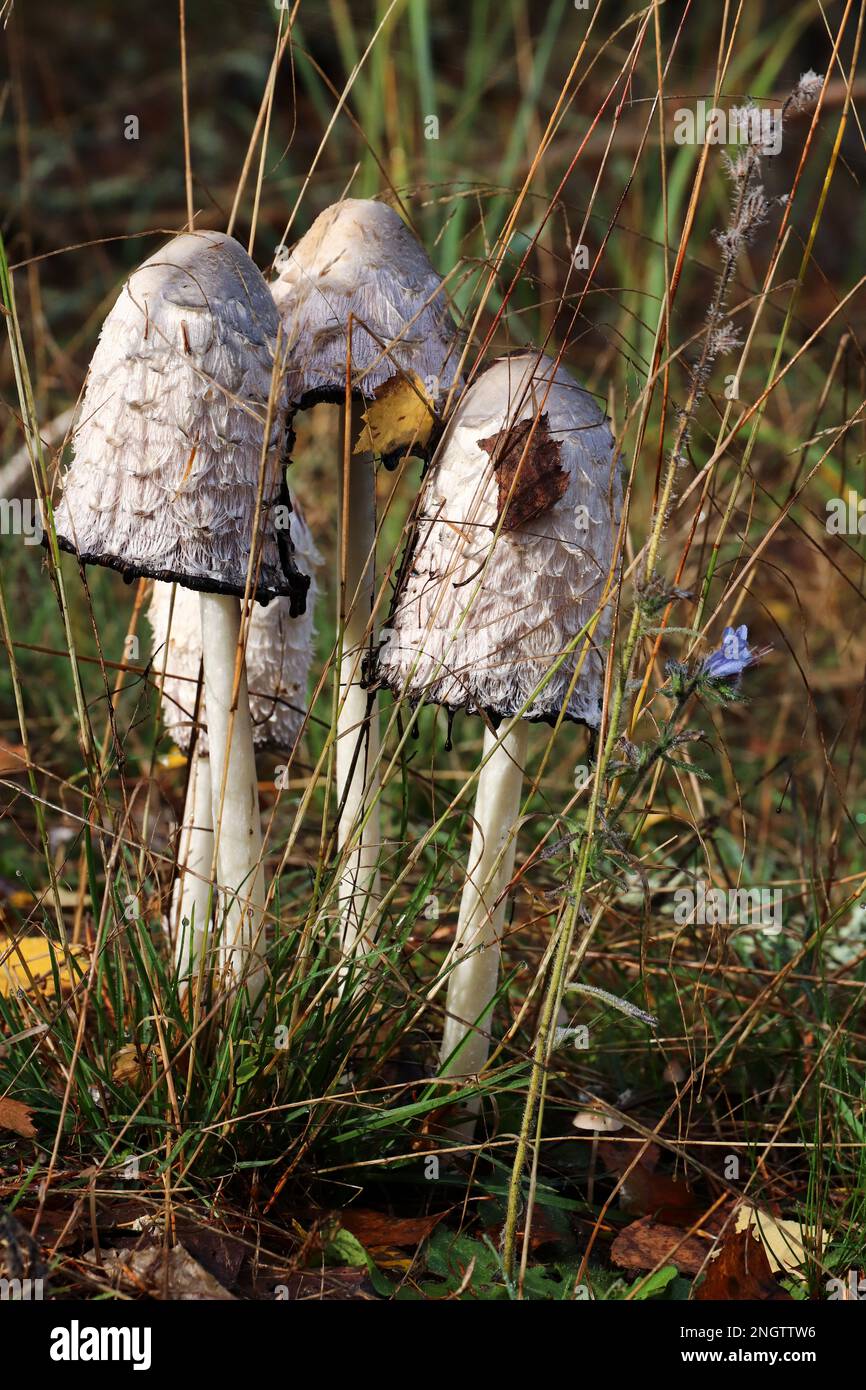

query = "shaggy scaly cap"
[
  {"left": 375, "top": 353, "right": 620, "bottom": 725},
  {"left": 147, "top": 503, "right": 321, "bottom": 755},
  {"left": 270, "top": 199, "right": 462, "bottom": 407},
  {"left": 53, "top": 230, "right": 307, "bottom": 610}
]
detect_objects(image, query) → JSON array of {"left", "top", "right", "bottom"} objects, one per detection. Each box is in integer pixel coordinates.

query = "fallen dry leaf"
[
  {"left": 90, "top": 1242, "right": 236, "bottom": 1300},
  {"left": 506, "top": 1204, "right": 569, "bottom": 1254},
  {"left": 0, "top": 936, "right": 85, "bottom": 999},
  {"left": 0, "top": 1096, "right": 36, "bottom": 1139},
  {"left": 478, "top": 413, "right": 568, "bottom": 531},
  {"left": 696, "top": 1228, "right": 792, "bottom": 1301},
  {"left": 13, "top": 1206, "right": 79, "bottom": 1249},
  {"left": 338, "top": 1208, "right": 446, "bottom": 1252},
  {"left": 354, "top": 372, "right": 436, "bottom": 457},
  {"left": 0, "top": 740, "right": 28, "bottom": 776},
  {"left": 175, "top": 1220, "right": 247, "bottom": 1289},
  {"left": 0, "top": 1211, "right": 46, "bottom": 1284},
  {"left": 599, "top": 1140, "right": 705, "bottom": 1226},
  {"left": 112, "top": 1044, "right": 155, "bottom": 1086},
  {"left": 618, "top": 1166, "right": 705, "bottom": 1226},
  {"left": 610, "top": 1214, "right": 711, "bottom": 1276},
  {"left": 734, "top": 1203, "right": 826, "bottom": 1276},
  {"left": 600, "top": 1139, "right": 661, "bottom": 1174}
]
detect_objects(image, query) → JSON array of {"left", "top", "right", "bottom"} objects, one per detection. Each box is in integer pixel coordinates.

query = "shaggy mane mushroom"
[
  {"left": 53, "top": 230, "right": 308, "bottom": 992},
  {"left": 270, "top": 199, "right": 462, "bottom": 964},
  {"left": 374, "top": 351, "right": 621, "bottom": 1108}
]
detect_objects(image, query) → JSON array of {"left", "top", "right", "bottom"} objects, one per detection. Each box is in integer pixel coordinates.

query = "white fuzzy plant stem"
[
  {"left": 172, "top": 752, "right": 214, "bottom": 975},
  {"left": 200, "top": 592, "right": 266, "bottom": 991},
  {"left": 336, "top": 404, "right": 382, "bottom": 961},
  {"left": 440, "top": 720, "right": 529, "bottom": 1081}
]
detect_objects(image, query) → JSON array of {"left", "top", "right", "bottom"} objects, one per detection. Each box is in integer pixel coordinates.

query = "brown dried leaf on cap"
[
  {"left": 354, "top": 371, "right": 436, "bottom": 457},
  {"left": 478, "top": 413, "right": 569, "bottom": 531}
]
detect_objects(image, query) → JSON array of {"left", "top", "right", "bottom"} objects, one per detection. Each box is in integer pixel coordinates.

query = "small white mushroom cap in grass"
[
  {"left": 148, "top": 505, "right": 321, "bottom": 973},
  {"left": 375, "top": 351, "right": 621, "bottom": 1099},
  {"left": 572, "top": 1108, "right": 624, "bottom": 1133},
  {"left": 270, "top": 199, "right": 462, "bottom": 966},
  {"left": 53, "top": 230, "right": 309, "bottom": 994}
]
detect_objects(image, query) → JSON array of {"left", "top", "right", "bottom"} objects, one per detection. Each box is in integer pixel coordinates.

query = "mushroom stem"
[
  {"left": 335, "top": 411, "right": 382, "bottom": 960},
  {"left": 440, "top": 720, "right": 529, "bottom": 1081},
  {"left": 171, "top": 752, "right": 214, "bottom": 976},
  {"left": 199, "top": 592, "right": 266, "bottom": 992}
]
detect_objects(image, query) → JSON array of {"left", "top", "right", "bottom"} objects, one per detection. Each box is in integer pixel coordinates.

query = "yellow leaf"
[
  {"left": 733, "top": 1204, "right": 826, "bottom": 1276},
  {"left": 112, "top": 1043, "right": 154, "bottom": 1086},
  {"left": 354, "top": 372, "right": 435, "bottom": 457},
  {"left": 159, "top": 748, "right": 188, "bottom": 770},
  {"left": 0, "top": 936, "right": 85, "bottom": 998}
]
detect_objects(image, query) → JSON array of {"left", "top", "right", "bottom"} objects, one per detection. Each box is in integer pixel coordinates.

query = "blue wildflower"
[{"left": 702, "top": 624, "right": 769, "bottom": 681}]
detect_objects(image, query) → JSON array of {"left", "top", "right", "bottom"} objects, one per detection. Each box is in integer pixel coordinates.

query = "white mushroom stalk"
[
  {"left": 147, "top": 503, "right": 319, "bottom": 976},
  {"left": 200, "top": 595, "right": 266, "bottom": 985},
  {"left": 53, "top": 230, "right": 308, "bottom": 993},
  {"left": 375, "top": 352, "right": 621, "bottom": 1094},
  {"left": 439, "top": 721, "right": 529, "bottom": 1077},
  {"left": 270, "top": 199, "right": 462, "bottom": 962},
  {"left": 336, "top": 412, "right": 383, "bottom": 953}
]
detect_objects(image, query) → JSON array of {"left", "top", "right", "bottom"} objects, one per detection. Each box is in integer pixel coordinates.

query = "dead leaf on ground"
[
  {"left": 0, "top": 1211, "right": 46, "bottom": 1283},
  {"left": 514, "top": 1204, "right": 571, "bottom": 1253},
  {"left": 13, "top": 1206, "right": 79, "bottom": 1248},
  {"left": 696, "top": 1228, "right": 792, "bottom": 1301},
  {"left": 0, "top": 740, "right": 28, "bottom": 776},
  {"left": 88, "top": 1242, "right": 236, "bottom": 1300},
  {"left": 354, "top": 372, "right": 436, "bottom": 457},
  {"left": 0, "top": 936, "right": 86, "bottom": 998},
  {"left": 599, "top": 1139, "right": 661, "bottom": 1175},
  {"left": 734, "top": 1203, "right": 826, "bottom": 1276},
  {"left": 112, "top": 1044, "right": 155, "bottom": 1086},
  {"left": 619, "top": 1167, "right": 705, "bottom": 1225},
  {"left": 0, "top": 1096, "right": 36, "bottom": 1139},
  {"left": 610, "top": 1214, "right": 711, "bottom": 1276},
  {"left": 175, "top": 1219, "right": 247, "bottom": 1288},
  {"left": 338, "top": 1208, "right": 446, "bottom": 1253},
  {"left": 478, "top": 413, "right": 568, "bottom": 531},
  {"left": 599, "top": 1140, "right": 706, "bottom": 1226}
]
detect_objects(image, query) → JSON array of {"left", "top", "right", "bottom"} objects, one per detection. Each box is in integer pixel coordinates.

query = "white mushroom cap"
[
  {"left": 54, "top": 230, "right": 307, "bottom": 610},
  {"left": 375, "top": 353, "right": 621, "bottom": 725},
  {"left": 270, "top": 199, "right": 462, "bottom": 408},
  {"left": 147, "top": 501, "right": 321, "bottom": 755},
  {"left": 572, "top": 1109, "right": 624, "bottom": 1133}
]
